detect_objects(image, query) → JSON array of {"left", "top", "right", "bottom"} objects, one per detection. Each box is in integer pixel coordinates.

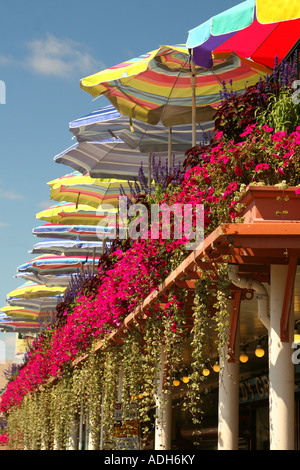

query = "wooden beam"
[{"left": 280, "top": 257, "right": 298, "bottom": 342}]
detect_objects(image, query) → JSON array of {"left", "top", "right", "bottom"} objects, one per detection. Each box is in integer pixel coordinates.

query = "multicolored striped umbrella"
[
  {"left": 17, "top": 254, "right": 95, "bottom": 275},
  {"left": 6, "top": 282, "right": 66, "bottom": 300},
  {"left": 8, "top": 296, "right": 62, "bottom": 311},
  {"left": 47, "top": 172, "right": 131, "bottom": 209},
  {"left": 69, "top": 104, "right": 213, "bottom": 150},
  {"left": 186, "top": 0, "right": 300, "bottom": 69},
  {"left": 54, "top": 137, "right": 184, "bottom": 180},
  {"left": 30, "top": 238, "right": 107, "bottom": 257},
  {"left": 36, "top": 201, "right": 116, "bottom": 226},
  {"left": 15, "top": 272, "right": 73, "bottom": 288},
  {"left": 0, "top": 312, "right": 41, "bottom": 331},
  {"left": 80, "top": 44, "right": 269, "bottom": 146},
  {"left": 32, "top": 223, "right": 114, "bottom": 241}
]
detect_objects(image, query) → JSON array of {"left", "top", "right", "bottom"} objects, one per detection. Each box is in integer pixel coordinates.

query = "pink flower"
[{"left": 255, "top": 163, "right": 270, "bottom": 172}]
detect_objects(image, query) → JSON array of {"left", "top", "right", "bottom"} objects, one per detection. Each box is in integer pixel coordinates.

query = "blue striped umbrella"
[
  {"left": 69, "top": 104, "right": 213, "bottom": 151},
  {"left": 32, "top": 223, "right": 113, "bottom": 241},
  {"left": 17, "top": 254, "right": 95, "bottom": 276},
  {"left": 54, "top": 137, "right": 184, "bottom": 180},
  {"left": 30, "top": 238, "right": 109, "bottom": 256}
]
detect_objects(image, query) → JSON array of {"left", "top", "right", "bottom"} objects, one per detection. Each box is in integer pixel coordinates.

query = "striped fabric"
[
  {"left": 0, "top": 309, "right": 41, "bottom": 328},
  {"left": 17, "top": 254, "right": 96, "bottom": 275},
  {"left": 15, "top": 272, "right": 73, "bottom": 288},
  {"left": 6, "top": 282, "right": 66, "bottom": 300},
  {"left": 8, "top": 296, "right": 63, "bottom": 311},
  {"left": 48, "top": 173, "right": 132, "bottom": 209},
  {"left": 69, "top": 104, "right": 213, "bottom": 150},
  {"left": 32, "top": 224, "right": 114, "bottom": 241},
  {"left": 187, "top": 0, "right": 300, "bottom": 69},
  {"left": 80, "top": 45, "right": 267, "bottom": 127},
  {"left": 36, "top": 201, "right": 116, "bottom": 226},
  {"left": 54, "top": 139, "right": 185, "bottom": 180},
  {"left": 30, "top": 238, "right": 108, "bottom": 256}
]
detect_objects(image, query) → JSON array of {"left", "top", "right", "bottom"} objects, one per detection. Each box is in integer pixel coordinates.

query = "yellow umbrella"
[
  {"left": 1, "top": 305, "right": 41, "bottom": 321},
  {"left": 36, "top": 201, "right": 116, "bottom": 226},
  {"left": 80, "top": 44, "right": 269, "bottom": 146},
  {"left": 47, "top": 173, "right": 131, "bottom": 209},
  {"left": 6, "top": 282, "right": 66, "bottom": 300}
]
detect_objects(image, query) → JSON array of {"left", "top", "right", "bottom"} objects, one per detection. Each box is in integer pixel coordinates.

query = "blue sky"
[{"left": 0, "top": 0, "right": 241, "bottom": 313}]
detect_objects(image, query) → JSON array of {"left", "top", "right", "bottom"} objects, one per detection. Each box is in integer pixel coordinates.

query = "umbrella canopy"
[
  {"left": 1, "top": 303, "right": 55, "bottom": 320},
  {"left": 8, "top": 296, "right": 62, "bottom": 311},
  {"left": 36, "top": 201, "right": 116, "bottom": 226},
  {"left": 30, "top": 238, "right": 107, "bottom": 257},
  {"left": 54, "top": 137, "right": 185, "bottom": 180},
  {"left": 187, "top": 0, "right": 300, "bottom": 69},
  {"left": 80, "top": 44, "right": 269, "bottom": 146},
  {"left": 15, "top": 272, "right": 73, "bottom": 288},
  {"left": 48, "top": 172, "right": 132, "bottom": 209},
  {"left": 0, "top": 312, "right": 41, "bottom": 332},
  {"left": 69, "top": 104, "right": 213, "bottom": 150},
  {"left": 6, "top": 281, "right": 66, "bottom": 300},
  {"left": 32, "top": 223, "right": 113, "bottom": 241},
  {"left": 17, "top": 254, "right": 95, "bottom": 276}
]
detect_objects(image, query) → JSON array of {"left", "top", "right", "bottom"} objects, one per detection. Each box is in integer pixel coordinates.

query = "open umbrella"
[
  {"left": 69, "top": 104, "right": 213, "bottom": 153},
  {"left": 32, "top": 223, "right": 114, "bottom": 241},
  {"left": 8, "top": 296, "right": 62, "bottom": 311},
  {"left": 17, "top": 254, "right": 95, "bottom": 276},
  {"left": 6, "top": 281, "right": 66, "bottom": 300},
  {"left": 80, "top": 44, "right": 269, "bottom": 146},
  {"left": 0, "top": 311, "right": 41, "bottom": 332},
  {"left": 186, "top": 0, "right": 300, "bottom": 70},
  {"left": 15, "top": 272, "right": 73, "bottom": 288},
  {"left": 47, "top": 172, "right": 132, "bottom": 209},
  {"left": 54, "top": 137, "right": 184, "bottom": 181},
  {"left": 36, "top": 201, "right": 116, "bottom": 226},
  {"left": 30, "top": 238, "right": 107, "bottom": 257}
]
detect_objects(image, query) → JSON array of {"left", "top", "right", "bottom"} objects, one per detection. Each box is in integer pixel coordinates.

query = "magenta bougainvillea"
[{"left": 2, "top": 66, "right": 300, "bottom": 419}]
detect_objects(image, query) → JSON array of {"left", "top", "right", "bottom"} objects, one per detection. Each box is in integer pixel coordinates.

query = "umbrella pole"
[
  {"left": 168, "top": 127, "right": 172, "bottom": 168},
  {"left": 148, "top": 153, "right": 152, "bottom": 189},
  {"left": 92, "top": 247, "right": 96, "bottom": 273},
  {"left": 190, "top": 60, "right": 197, "bottom": 147}
]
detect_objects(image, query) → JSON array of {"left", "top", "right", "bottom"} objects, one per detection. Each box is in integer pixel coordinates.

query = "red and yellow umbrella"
[{"left": 80, "top": 44, "right": 269, "bottom": 146}]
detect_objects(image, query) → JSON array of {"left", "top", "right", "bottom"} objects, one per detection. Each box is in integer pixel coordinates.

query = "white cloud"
[
  {"left": 0, "top": 187, "right": 24, "bottom": 200},
  {"left": 0, "top": 222, "right": 10, "bottom": 228},
  {"left": 36, "top": 200, "right": 51, "bottom": 209},
  {"left": 25, "top": 33, "right": 102, "bottom": 79}
]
